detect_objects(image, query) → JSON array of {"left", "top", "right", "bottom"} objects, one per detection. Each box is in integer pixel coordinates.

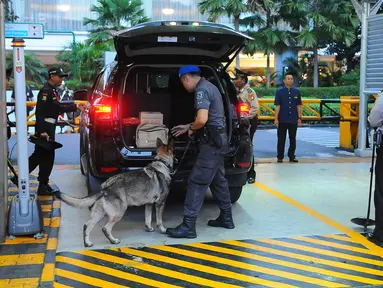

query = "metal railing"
[{"left": 5, "top": 97, "right": 377, "bottom": 131}]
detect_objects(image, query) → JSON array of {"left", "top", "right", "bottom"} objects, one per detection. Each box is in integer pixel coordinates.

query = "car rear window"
[{"left": 126, "top": 71, "right": 172, "bottom": 94}]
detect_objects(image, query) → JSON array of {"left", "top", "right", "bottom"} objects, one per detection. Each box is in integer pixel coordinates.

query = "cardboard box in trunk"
[{"left": 140, "top": 112, "right": 163, "bottom": 125}]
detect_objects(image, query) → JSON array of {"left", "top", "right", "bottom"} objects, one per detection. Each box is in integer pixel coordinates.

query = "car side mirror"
[{"left": 73, "top": 89, "right": 88, "bottom": 101}]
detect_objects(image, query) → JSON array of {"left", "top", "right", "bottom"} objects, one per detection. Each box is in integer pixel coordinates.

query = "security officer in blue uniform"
[
  {"left": 28, "top": 67, "right": 85, "bottom": 194},
  {"left": 167, "top": 65, "right": 234, "bottom": 238},
  {"left": 274, "top": 73, "right": 302, "bottom": 163}
]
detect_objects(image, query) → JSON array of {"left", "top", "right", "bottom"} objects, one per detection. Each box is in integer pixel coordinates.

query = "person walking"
[
  {"left": 28, "top": 67, "right": 85, "bottom": 194},
  {"left": 274, "top": 73, "right": 302, "bottom": 163}
]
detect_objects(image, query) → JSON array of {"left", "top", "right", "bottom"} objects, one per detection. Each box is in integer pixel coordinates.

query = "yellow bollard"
[{"left": 339, "top": 96, "right": 359, "bottom": 150}]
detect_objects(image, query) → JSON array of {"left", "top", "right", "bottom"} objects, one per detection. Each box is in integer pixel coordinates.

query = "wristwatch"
[{"left": 189, "top": 124, "right": 196, "bottom": 132}]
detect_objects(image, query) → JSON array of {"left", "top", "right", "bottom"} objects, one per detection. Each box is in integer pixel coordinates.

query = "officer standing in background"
[
  {"left": 29, "top": 67, "right": 85, "bottom": 195},
  {"left": 274, "top": 73, "right": 302, "bottom": 163},
  {"left": 167, "top": 65, "right": 234, "bottom": 238},
  {"left": 233, "top": 69, "right": 259, "bottom": 184},
  {"left": 367, "top": 92, "right": 383, "bottom": 247}
]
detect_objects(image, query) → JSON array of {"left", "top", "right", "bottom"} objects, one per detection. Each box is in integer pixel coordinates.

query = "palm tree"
[
  {"left": 56, "top": 42, "right": 109, "bottom": 83},
  {"left": 241, "top": 0, "right": 297, "bottom": 87},
  {"left": 2, "top": 0, "right": 18, "bottom": 21},
  {"left": 285, "top": 0, "right": 358, "bottom": 87},
  {"left": 198, "top": 0, "right": 248, "bottom": 69},
  {"left": 5, "top": 52, "right": 47, "bottom": 84},
  {"left": 84, "top": 0, "right": 150, "bottom": 47}
]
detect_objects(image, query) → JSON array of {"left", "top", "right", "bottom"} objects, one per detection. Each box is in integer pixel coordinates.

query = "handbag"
[{"left": 136, "top": 123, "right": 169, "bottom": 148}]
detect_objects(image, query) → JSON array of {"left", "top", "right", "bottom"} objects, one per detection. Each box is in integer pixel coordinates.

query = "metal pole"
[
  {"left": 0, "top": 1, "right": 8, "bottom": 243},
  {"left": 355, "top": 1, "right": 370, "bottom": 157},
  {"left": 12, "top": 38, "right": 29, "bottom": 216}
]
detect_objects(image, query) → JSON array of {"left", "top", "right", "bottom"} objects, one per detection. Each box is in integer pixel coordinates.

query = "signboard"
[
  {"left": 366, "top": 14, "right": 383, "bottom": 93},
  {"left": 5, "top": 23, "right": 44, "bottom": 39}
]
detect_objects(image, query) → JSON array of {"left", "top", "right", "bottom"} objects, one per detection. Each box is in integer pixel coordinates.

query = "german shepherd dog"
[{"left": 57, "top": 138, "right": 174, "bottom": 247}]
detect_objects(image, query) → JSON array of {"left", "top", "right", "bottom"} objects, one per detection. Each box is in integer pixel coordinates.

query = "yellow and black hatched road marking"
[
  {"left": 0, "top": 172, "right": 61, "bottom": 288},
  {"left": 55, "top": 233, "right": 383, "bottom": 288}
]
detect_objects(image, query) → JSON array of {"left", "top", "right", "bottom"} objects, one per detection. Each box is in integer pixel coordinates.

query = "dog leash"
[{"left": 171, "top": 138, "right": 193, "bottom": 175}]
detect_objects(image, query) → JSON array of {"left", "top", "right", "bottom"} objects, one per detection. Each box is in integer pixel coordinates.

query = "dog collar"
[{"left": 155, "top": 159, "right": 174, "bottom": 174}]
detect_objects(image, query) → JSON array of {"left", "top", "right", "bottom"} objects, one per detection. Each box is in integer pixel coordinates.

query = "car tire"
[
  {"left": 84, "top": 149, "right": 104, "bottom": 196},
  {"left": 229, "top": 186, "right": 243, "bottom": 203}
]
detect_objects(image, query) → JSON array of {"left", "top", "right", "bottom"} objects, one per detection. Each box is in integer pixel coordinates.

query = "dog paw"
[
  {"left": 158, "top": 226, "right": 166, "bottom": 233},
  {"left": 111, "top": 238, "right": 121, "bottom": 245},
  {"left": 84, "top": 241, "right": 93, "bottom": 248},
  {"left": 146, "top": 225, "right": 154, "bottom": 232}
]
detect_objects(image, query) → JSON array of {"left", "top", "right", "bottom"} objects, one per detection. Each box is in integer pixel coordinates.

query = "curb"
[
  {"left": 255, "top": 157, "right": 372, "bottom": 164},
  {"left": 0, "top": 172, "right": 61, "bottom": 288}
]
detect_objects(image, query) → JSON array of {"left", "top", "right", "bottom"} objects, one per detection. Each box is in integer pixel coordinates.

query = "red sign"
[{"left": 16, "top": 66, "right": 22, "bottom": 73}]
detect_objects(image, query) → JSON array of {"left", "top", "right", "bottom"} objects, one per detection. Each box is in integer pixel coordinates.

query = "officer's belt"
[
  {"left": 205, "top": 126, "right": 226, "bottom": 134},
  {"left": 45, "top": 118, "right": 57, "bottom": 124}
]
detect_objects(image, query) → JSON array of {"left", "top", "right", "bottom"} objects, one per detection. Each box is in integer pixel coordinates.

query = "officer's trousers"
[
  {"left": 374, "top": 144, "right": 383, "bottom": 240},
  {"left": 277, "top": 123, "right": 298, "bottom": 160},
  {"left": 184, "top": 143, "right": 232, "bottom": 218},
  {"left": 248, "top": 116, "right": 258, "bottom": 179},
  {"left": 29, "top": 145, "right": 55, "bottom": 185}
]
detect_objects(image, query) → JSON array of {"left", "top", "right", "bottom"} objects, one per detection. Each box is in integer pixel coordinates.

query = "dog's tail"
[{"left": 56, "top": 191, "right": 102, "bottom": 208}]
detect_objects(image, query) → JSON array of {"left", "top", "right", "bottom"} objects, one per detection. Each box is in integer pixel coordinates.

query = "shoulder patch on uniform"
[{"left": 196, "top": 90, "right": 204, "bottom": 100}]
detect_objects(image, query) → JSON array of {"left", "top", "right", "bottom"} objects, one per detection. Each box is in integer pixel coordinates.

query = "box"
[{"left": 139, "top": 112, "right": 163, "bottom": 125}]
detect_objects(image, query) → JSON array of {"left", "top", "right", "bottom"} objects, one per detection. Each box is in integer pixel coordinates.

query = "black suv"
[{"left": 75, "top": 21, "right": 254, "bottom": 203}]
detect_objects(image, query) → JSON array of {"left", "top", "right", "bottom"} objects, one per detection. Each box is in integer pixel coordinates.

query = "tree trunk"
[
  {"left": 266, "top": 54, "right": 271, "bottom": 88},
  {"left": 235, "top": 16, "right": 240, "bottom": 70},
  {"left": 313, "top": 48, "right": 319, "bottom": 87}
]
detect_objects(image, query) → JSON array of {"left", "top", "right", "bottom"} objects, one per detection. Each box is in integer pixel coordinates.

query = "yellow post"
[{"left": 339, "top": 96, "right": 359, "bottom": 150}]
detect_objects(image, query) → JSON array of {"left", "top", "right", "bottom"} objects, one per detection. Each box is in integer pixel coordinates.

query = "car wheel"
[{"left": 229, "top": 186, "right": 243, "bottom": 203}]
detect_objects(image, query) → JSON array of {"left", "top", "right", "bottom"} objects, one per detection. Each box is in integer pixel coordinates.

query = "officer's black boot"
[
  {"left": 166, "top": 216, "right": 197, "bottom": 238},
  {"left": 38, "top": 183, "right": 55, "bottom": 195},
  {"left": 208, "top": 208, "right": 235, "bottom": 229}
]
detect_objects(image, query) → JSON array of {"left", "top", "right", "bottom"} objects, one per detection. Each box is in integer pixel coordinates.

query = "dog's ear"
[
  {"left": 156, "top": 137, "right": 164, "bottom": 148},
  {"left": 167, "top": 137, "right": 174, "bottom": 150}
]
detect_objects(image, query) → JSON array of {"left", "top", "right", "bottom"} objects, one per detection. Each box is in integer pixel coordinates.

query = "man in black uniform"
[
  {"left": 367, "top": 93, "right": 383, "bottom": 247},
  {"left": 166, "top": 65, "right": 234, "bottom": 239},
  {"left": 29, "top": 67, "right": 85, "bottom": 194}
]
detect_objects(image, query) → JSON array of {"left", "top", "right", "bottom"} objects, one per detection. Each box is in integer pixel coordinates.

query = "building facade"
[{"left": 11, "top": 0, "right": 231, "bottom": 32}]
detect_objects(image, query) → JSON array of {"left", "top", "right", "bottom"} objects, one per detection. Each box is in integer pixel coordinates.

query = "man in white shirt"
[{"left": 233, "top": 70, "right": 259, "bottom": 184}]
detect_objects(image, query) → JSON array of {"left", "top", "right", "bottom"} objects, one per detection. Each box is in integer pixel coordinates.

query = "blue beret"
[{"left": 179, "top": 65, "right": 200, "bottom": 78}]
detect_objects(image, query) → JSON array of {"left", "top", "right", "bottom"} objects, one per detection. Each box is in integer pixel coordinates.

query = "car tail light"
[
  {"left": 101, "top": 167, "right": 118, "bottom": 173},
  {"left": 92, "top": 95, "right": 114, "bottom": 121},
  {"left": 237, "top": 162, "right": 251, "bottom": 168},
  {"left": 95, "top": 105, "right": 112, "bottom": 114},
  {"left": 238, "top": 103, "right": 250, "bottom": 118}
]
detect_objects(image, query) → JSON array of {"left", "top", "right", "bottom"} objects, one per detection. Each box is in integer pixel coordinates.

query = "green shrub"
[
  {"left": 252, "top": 86, "right": 359, "bottom": 99},
  {"left": 65, "top": 80, "right": 93, "bottom": 91}
]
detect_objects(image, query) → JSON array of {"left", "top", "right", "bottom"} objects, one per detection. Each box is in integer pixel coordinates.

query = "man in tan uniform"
[{"left": 233, "top": 70, "right": 259, "bottom": 183}]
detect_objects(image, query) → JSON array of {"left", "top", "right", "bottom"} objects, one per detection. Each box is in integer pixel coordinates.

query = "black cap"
[{"left": 48, "top": 67, "right": 68, "bottom": 78}]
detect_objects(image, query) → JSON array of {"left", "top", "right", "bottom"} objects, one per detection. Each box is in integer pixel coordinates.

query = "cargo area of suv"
[
  {"left": 77, "top": 21, "right": 254, "bottom": 202},
  {"left": 120, "top": 65, "right": 231, "bottom": 148}
]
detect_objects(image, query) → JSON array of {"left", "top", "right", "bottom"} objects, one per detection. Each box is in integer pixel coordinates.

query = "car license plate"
[{"left": 157, "top": 36, "right": 177, "bottom": 43}]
